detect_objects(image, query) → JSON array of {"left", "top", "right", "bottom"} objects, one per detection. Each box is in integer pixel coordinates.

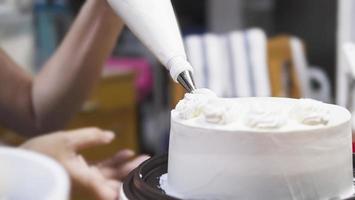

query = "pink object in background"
[{"left": 106, "top": 57, "right": 153, "bottom": 101}]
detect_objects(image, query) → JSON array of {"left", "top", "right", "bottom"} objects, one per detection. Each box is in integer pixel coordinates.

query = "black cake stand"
[{"left": 122, "top": 155, "right": 355, "bottom": 200}]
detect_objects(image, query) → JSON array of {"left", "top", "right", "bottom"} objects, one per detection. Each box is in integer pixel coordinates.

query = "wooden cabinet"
[
  {"left": 70, "top": 70, "right": 139, "bottom": 199},
  {"left": 67, "top": 70, "right": 139, "bottom": 161},
  {"left": 0, "top": 70, "right": 139, "bottom": 154},
  {"left": 0, "top": 127, "right": 25, "bottom": 146}
]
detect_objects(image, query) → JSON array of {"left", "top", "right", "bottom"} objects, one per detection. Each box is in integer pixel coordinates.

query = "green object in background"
[{"left": 34, "top": 1, "right": 73, "bottom": 71}]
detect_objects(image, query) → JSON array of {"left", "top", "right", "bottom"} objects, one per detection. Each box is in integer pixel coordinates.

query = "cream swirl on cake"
[
  {"left": 176, "top": 89, "right": 237, "bottom": 124},
  {"left": 175, "top": 89, "right": 217, "bottom": 120},
  {"left": 202, "top": 100, "right": 239, "bottom": 125},
  {"left": 174, "top": 91, "right": 333, "bottom": 130},
  {"left": 244, "top": 103, "right": 287, "bottom": 129},
  {"left": 290, "top": 98, "right": 330, "bottom": 125}
]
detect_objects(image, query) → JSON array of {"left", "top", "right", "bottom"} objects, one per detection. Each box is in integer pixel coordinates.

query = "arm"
[{"left": 0, "top": 0, "right": 124, "bottom": 136}]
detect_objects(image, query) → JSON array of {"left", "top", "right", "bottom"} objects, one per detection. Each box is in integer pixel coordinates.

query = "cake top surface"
[{"left": 172, "top": 89, "right": 351, "bottom": 132}]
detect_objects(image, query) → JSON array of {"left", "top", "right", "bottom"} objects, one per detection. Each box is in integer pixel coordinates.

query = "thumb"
[{"left": 66, "top": 128, "right": 115, "bottom": 151}]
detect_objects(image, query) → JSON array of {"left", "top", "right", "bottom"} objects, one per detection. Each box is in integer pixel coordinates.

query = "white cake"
[{"left": 164, "top": 89, "right": 354, "bottom": 200}]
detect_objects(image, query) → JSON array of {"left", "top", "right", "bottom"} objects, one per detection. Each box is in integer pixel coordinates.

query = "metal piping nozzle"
[{"left": 177, "top": 70, "right": 196, "bottom": 93}]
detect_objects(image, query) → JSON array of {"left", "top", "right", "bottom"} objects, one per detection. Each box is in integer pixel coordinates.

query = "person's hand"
[{"left": 20, "top": 128, "right": 150, "bottom": 200}]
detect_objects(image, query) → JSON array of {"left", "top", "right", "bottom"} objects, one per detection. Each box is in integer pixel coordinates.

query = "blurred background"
[{"left": 0, "top": 0, "right": 355, "bottom": 160}]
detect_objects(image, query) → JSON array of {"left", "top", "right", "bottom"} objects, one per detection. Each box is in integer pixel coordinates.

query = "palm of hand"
[
  {"left": 67, "top": 149, "right": 149, "bottom": 200},
  {"left": 21, "top": 128, "right": 149, "bottom": 200}
]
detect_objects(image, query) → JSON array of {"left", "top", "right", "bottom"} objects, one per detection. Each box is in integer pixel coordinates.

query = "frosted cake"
[{"left": 164, "top": 89, "right": 354, "bottom": 200}]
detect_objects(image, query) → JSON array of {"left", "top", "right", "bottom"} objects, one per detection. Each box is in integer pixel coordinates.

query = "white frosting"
[
  {"left": 175, "top": 89, "right": 217, "bottom": 120},
  {"left": 244, "top": 103, "right": 287, "bottom": 129},
  {"left": 202, "top": 101, "right": 238, "bottom": 125},
  {"left": 159, "top": 173, "right": 183, "bottom": 198},
  {"left": 290, "top": 98, "right": 330, "bottom": 126},
  {"left": 174, "top": 94, "right": 334, "bottom": 130},
  {"left": 167, "top": 97, "right": 353, "bottom": 200},
  {"left": 203, "top": 104, "right": 226, "bottom": 124}
]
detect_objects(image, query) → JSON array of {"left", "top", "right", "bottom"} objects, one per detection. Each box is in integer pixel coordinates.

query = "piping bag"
[{"left": 108, "top": 0, "right": 196, "bottom": 92}]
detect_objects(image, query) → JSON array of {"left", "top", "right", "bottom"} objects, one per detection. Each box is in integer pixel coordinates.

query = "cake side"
[{"left": 167, "top": 94, "right": 354, "bottom": 200}]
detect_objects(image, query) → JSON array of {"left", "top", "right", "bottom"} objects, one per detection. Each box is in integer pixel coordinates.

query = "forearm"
[{"left": 32, "top": 0, "right": 123, "bottom": 134}]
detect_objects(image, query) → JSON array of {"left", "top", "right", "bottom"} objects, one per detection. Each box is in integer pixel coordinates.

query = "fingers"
[
  {"left": 89, "top": 167, "right": 119, "bottom": 200},
  {"left": 112, "top": 150, "right": 136, "bottom": 165},
  {"left": 99, "top": 149, "right": 135, "bottom": 167},
  {"left": 98, "top": 149, "right": 136, "bottom": 179},
  {"left": 67, "top": 158, "right": 119, "bottom": 200},
  {"left": 118, "top": 155, "right": 150, "bottom": 179},
  {"left": 66, "top": 128, "right": 115, "bottom": 151},
  {"left": 106, "top": 179, "right": 122, "bottom": 195},
  {"left": 111, "top": 155, "right": 150, "bottom": 180}
]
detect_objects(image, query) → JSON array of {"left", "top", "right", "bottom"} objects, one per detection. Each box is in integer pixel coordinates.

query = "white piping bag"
[{"left": 108, "top": 0, "right": 196, "bottom": 92}]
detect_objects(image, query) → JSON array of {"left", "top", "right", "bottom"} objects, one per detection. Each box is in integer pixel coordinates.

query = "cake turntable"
[{"left": 120, "top": 154, "right": 355, "bottom": 200}]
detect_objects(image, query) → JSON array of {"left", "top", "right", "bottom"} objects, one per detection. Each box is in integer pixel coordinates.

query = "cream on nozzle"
[{"left": 107, "top": 0, "right": 196, "bottom": 92}]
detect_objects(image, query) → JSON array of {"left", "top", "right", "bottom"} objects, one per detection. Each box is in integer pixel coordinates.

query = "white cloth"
[
  {"left": 342, "top": 43, "right": 355, "bottom": 128},
  {"left": 336, "top": 0, "right": 355, "bottom": 106},
  {"left": 185, "top": 33, "right": 228, "bottom": 97},
  {"left": 226, "top": 31, "right": 252, "bottom": 97},
  {"left": 185, "top": 28, "right": 270, "bottom": 97},
  {"left": 244, "top": 29, "right": 270, "bottom": 97},
  {"left": 290, "top": 37, "right": 310, "bottom": 97}
]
